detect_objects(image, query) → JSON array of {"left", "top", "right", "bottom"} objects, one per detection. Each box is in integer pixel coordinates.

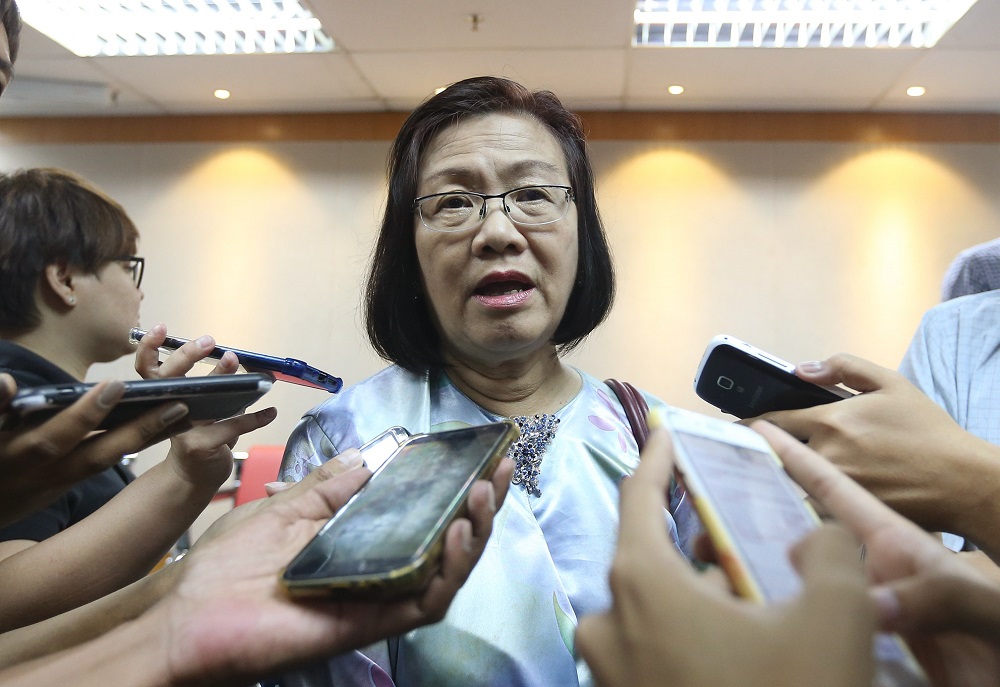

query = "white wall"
[{"left": 2, "top": 137, "right": 998, "bottom": 476}]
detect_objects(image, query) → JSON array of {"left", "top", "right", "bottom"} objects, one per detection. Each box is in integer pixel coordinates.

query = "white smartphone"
[
  {"left": 663, "top": 407, "right": 928, "bottom": 687},
  {"left": 281, "top": 420, "right": 519, "bottom": 599},
  {"left": 694, "top": 334, "right": 853, "bottom": 419}
]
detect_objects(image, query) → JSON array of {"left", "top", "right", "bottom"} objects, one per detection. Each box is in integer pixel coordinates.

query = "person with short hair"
[{"left": 0, "top": 168, "right": 276, "bottom": 633}]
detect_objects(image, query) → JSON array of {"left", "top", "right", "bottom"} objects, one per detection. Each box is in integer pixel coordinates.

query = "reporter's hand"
[
  {"left": 576, "top": 427, "right": 875, "bottom": 687},
  {"left": 192, "top": 448, "right": 368, "bottom": 549},
  {"left": 755, "top": 420, "right": 1000, "bottom": 687},
  {"left": 0, "top": 374, "right": 189, "bottom": 527},
  {"left": 134, "top": 323, "right": 276, "bottom": 490},
  {"left": 757, "top": 354, "right": 996, "bottom": 539},
  {"left": 155, "top": 454, "right": 514, "bottom": 686}
]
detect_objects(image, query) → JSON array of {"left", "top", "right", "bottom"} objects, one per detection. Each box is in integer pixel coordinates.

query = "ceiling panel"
[
  {"left": 316, "top": 0, "right": 636, "bottom": 51},
  {"left": 91, "top": 53, "right": 376, "bottom": 113},
  {"left": 626, "top": 48, "right": 919, "bottom": 111},
  {"left": 355, "top": 48, "right": 628, "bottom": 110},
  {"left": 876, "top": 50, "right": 1000, "bottom": 111}
]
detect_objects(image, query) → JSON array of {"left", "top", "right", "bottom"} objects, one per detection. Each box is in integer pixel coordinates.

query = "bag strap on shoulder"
[{"left": 604, "top": 379, "right": 650, "bottom": 452}]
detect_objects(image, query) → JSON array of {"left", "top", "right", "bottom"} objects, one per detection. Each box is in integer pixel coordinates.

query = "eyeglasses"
[
  {"left": 113, "top": 256, "right": 145, "bottom": 288},
  {"left": 413, "top": 185, "right": 575, "bottom": 233}
]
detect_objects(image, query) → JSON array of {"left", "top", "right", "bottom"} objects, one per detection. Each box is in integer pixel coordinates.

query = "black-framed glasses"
[
  {"left": 412, "top": 185, "right": 575, "bottom": 233},
  {"left": 113, "top": 256, "right": 145, "bottom": 288}
]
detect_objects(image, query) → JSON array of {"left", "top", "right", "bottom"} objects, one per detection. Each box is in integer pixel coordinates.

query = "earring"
[{"left": 68, "top": 296, "right": 76, "bottom": 305}]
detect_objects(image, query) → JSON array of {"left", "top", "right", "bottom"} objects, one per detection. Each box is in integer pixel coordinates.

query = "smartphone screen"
[
  {"left": 671, "top": 429, "right": 815, "bottom": 601},
  {"left": 695, "top": 335, "right": 851, "bottom": 419},
  {"left": 282, "top": 420, "right": 517, "bottom": 597},
  {"left": 666, "top": 409, "right": 928, "bottom": 687}
]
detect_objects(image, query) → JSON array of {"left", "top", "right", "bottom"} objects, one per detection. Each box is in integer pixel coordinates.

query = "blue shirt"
[{"left": 899, "top": 290, "right": 1000, "bottom": 445}]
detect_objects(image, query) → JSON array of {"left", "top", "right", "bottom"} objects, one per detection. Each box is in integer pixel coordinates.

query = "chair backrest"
[{"left": 234, "top": 445, "right": 285, "bottom": 506}]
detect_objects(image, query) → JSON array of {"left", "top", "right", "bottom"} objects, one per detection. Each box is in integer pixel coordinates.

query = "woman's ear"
[{"left": 44, "top": 262, "right": 78, "bottom": 306}]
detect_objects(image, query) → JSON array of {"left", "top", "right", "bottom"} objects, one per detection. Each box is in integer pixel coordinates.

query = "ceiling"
[{"left": 3, "top": 0, "right": 1000, "bottom": 118}]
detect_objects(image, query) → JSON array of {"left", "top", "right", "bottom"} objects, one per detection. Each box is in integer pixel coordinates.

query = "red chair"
[{"left": 232, "top": 445, "right": 286, "bottom": 506}]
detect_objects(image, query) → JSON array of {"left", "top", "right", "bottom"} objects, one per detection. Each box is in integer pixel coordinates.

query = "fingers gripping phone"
[
  {"left": 2, "top": 374, "right": 273, "bottom": 431},
  {"left": 695, "top": 335, "right": 853, "bottom": 419},
  {"left": 281, "top": 420, "right": 519, "bottom": 598},
  {"left": 130, "top": 328, "right": 343, "bottom": 394},
  {"left": 662, "top": 408, "right": 928, "bottom": 687}
]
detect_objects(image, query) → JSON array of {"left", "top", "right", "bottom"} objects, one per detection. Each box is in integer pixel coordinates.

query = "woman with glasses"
[
  {"left": 279, "top": 77, "right": 695, "bottom": 687},
  {"left": 0, "top": 167, "right": 276, "bottom": 634}
]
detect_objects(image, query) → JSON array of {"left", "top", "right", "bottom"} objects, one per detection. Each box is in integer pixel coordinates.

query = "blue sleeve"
[{"left": 898, "top": 304, "right": 962, "bottom": 421}]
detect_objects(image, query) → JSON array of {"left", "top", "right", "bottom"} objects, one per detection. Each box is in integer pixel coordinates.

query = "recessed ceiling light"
[
  {"left": 667, "top": 85, "right": 685, "bottom": 95},
  {"left": 906, "top": 86, "right": 927, "bottom": 97},
  {"left": 214, "top": 89, "right": 231, "bottom": 100},
  {"left": 17, "top": 0, "right": 335, "bottom": 57},
  {"left": 634, "top": 0, "right": 979, "bottom": 49}
]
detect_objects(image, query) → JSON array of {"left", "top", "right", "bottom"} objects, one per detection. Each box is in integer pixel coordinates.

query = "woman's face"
[
  {"left": 414, "top": 113, "right": 579, "bottom": 368},
  {"left": 72, "top": 257, "right": 144, "bottom": 362}
]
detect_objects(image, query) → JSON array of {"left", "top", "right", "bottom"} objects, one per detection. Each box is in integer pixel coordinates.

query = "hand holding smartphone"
[
  {"left": 694, "top": 335, "right": 853, "bottom": 418},
  {"left": 662, "top": 408, "right": 928, "bottom": 687},
  {"left": 130, "top": 328, "right": 343, "bottom": 393},
  {"left": 2, "top": 374, "right": 273, "bottom": 431},
  {"left": 281, "top": 421, "right": 518, "bottom": 599}
]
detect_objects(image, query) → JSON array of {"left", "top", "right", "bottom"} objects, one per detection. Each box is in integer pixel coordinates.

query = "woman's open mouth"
[{"left": 474, "top": 273, "right": 535, "bottom": 308}]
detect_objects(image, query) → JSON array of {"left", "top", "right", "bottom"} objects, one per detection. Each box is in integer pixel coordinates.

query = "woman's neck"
[
  {"left": 9, "top": 328, "right": 93, "bottom": 381},
  {"left": 443, "top": 346, "right": 582, "bottom": 417}
]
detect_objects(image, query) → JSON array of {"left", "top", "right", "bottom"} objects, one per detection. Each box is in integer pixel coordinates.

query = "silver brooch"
[{"left": 508, "top": 414, "right": 560, "bottom": 497}]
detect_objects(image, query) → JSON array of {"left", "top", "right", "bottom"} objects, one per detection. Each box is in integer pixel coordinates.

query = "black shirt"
[{"left": 0, "top": 340, "right": 135, "bottom": 543}]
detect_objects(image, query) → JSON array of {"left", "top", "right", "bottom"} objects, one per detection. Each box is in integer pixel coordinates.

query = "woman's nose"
[{"left": 473, "top": 200, "right": 527, "bottom": 253}]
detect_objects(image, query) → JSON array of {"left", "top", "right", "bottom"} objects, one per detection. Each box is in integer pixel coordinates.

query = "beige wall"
[{"left": 2, "top": 134, "right": 998, "bottom": 472}]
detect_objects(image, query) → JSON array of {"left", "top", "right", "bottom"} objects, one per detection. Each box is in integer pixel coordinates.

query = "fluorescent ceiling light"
[
  {"left": 18, "top": 0, "right": 335, "bottom": 57},
  {"left": 634, "top": 0, "right": 979, "bottom": 48}
]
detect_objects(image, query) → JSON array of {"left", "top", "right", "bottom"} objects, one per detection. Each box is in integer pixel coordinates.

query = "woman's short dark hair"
[
  {"left": 0, "top": 168, "right": 139, "bottom": 333},
  {"left": 365, "top": 76, "right": 616, "bottom": 373}
]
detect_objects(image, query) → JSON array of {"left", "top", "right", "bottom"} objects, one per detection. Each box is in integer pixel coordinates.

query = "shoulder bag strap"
[{"left": 605, "top": 378, "right": 650, "bottom": 452}]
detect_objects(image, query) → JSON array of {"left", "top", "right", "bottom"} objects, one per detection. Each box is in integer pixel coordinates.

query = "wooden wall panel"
[{"left": 3, "top": 111, "right": 999, "bottom": 144}]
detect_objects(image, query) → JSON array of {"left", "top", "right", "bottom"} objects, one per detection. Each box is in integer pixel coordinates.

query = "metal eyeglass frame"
[{"left": 412, "top": 185, "right": 575, "bottom": 232}]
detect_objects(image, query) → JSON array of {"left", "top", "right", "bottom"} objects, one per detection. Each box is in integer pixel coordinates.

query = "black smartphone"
[
  {"left": 129, "top": 328, "right": 343, "bottom": 394},
  {"left": 664, "top": 407, "right": 929, "bottom": 687},
  {"left": 281, "top": 420, "right": 519, "bottom": 599},
  {"left": 2, "top": 373, "right": 273, "bottom": 431},
  {"left": 694, "top": 335, "right": 853, "bottom": 419}
]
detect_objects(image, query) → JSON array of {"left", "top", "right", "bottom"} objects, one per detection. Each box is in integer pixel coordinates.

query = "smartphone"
[
  {"left": 663, "top": 407, "right": 929, "bottom": 687},
  {"left": 129, "top": 328, "right": 343, "bottom": 394},
  {"left": 281, "top": 420, "right": 519, "bottom": 598},
  {"left": 2, "top": 373, "right": 273, "bottom": 431},
  {"left": 694, "top": 334, "right": 853, "bottom": 419},
  {"left": 358, "top": 426, "right": 411, "bottom": 471}
]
